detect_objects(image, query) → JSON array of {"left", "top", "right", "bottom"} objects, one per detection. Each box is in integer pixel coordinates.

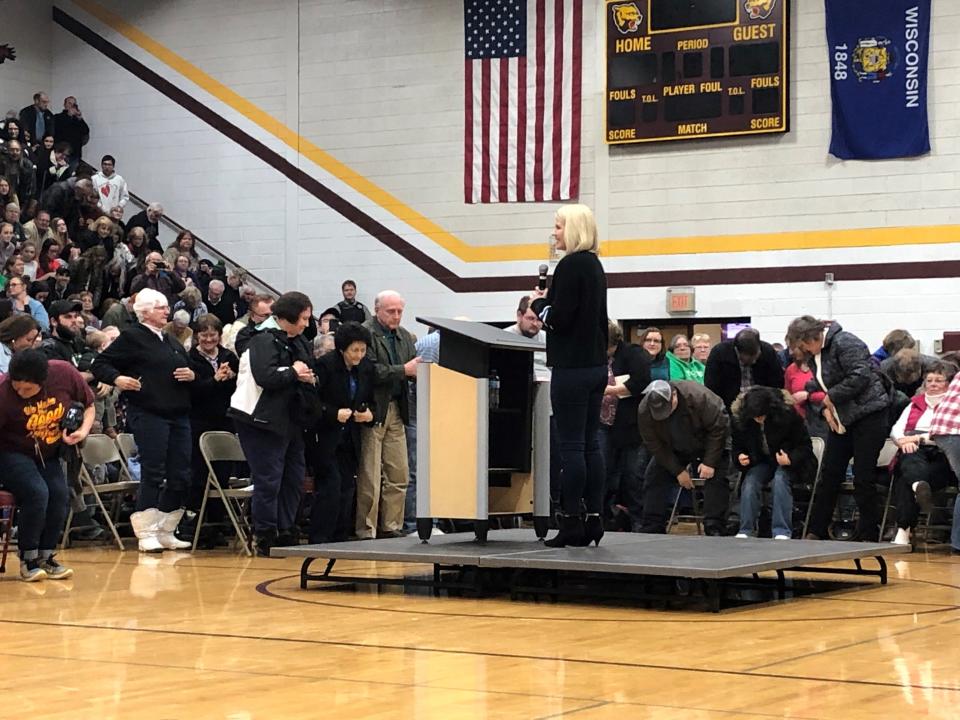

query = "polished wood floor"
[{"left": 2, "top": 539, "right": 960, "bottom": 719}]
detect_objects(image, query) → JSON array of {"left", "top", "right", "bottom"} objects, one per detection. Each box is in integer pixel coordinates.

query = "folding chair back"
[
  {"left": 195, "top": 432, "right": 253, "bottom": 555},
  {"left": 877, "top": 438, "right": 898, "bottom": 468},
  {"left": 200, "top": 431, "right": 247, "bottom": 464},
  {"left": 80, "top": 434, "right": 122, "bottom": 466},
  {"left": 115, "top": 433, "right": 138, "bottom": 462}
]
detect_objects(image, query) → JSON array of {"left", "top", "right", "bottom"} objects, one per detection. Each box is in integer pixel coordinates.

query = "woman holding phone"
[{"left": 531, "top": 204, "right": 608, "bottom": 547}]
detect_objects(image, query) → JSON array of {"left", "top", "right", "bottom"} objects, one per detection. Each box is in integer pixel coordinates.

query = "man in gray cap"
[{"left": 637, "top": 379, "right": 730, "bottom": 535}]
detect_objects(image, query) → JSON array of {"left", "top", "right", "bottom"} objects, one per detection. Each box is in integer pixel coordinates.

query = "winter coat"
[
  {"left": 638, "top": 381, "right": 728, "bottom": 476},
  {"left": 228, "top": 322, "right": 315, "bottom": 437},
  {"left": 362, "top": 317, "right": 417, "bottom": 425},
  {"left": 807, "top": 323, "right": 891, "bottom": 428},
  {"left": 704, "top": 339, "right": 784, "bottom": 411},
  {"left": 731, "top": 389, "right": 816, "bottom": 485}
]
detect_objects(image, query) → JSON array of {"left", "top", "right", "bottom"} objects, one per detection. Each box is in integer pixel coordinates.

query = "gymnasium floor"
[{"left": 2, "top": 543, "right": 959, "bottom": 719}]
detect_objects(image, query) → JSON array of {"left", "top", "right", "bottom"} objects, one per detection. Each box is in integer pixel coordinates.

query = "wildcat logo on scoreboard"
[
  {"left": 744, "top": 0, "right": 777, "bottom": 21},
  {"left": 612, "top": 2, "right": 642, "bottom": 34},
  {"left": 853, "top": 37, "right": 898, "bottom": 83}
]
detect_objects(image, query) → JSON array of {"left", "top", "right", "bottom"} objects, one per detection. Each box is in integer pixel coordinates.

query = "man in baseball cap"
[{"left": 637, "top": 379, "right": 730, "bottom": 535}]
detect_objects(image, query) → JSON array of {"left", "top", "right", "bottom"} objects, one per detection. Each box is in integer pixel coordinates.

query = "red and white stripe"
[{"left": 465, "top": 0, "right": 582, "bottom": 204}]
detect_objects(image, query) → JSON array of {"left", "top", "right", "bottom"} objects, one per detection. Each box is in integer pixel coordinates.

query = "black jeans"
[
  {"left": 237, "top": 422, "right": 305, "bottom": 534},
  {"left": 598, "top": 427, "right": 645, "bottom": 529},
  {"left": 308, "top": 431, "right": 358, "bottom": 543},
  {"left": 894, "top": 444, "right": 954, "bottom": 529},
  {"left": 0, "top": 450, "right": 69, "bottom": 557},
  {"left": 808, "top": 408, "right": 888, "bottom": 539},
  {"left": 127, "top": 405, "right": 192, "bottom": 512},
  {"left": 640, "top": 454, "right": 731, "bottom": 533},
  {"left": 551, "top": 365, "right": 607, "bottom": 515}
]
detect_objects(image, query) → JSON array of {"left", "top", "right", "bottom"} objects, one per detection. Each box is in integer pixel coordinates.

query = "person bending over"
[
  {"left": 637, "top": 380, "right": 730, "bottom": 535},
  {"left": 732, "top": 386, "right": 815, "bottom": 540}
]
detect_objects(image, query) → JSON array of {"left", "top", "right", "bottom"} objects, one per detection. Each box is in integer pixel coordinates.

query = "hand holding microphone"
[{"left": 532, "top": 264, "right": 549, "bottom": 299}]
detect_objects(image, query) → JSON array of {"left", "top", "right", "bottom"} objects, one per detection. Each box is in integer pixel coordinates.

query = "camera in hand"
[
  {"left": 61, "top": 402, "right": 85, "bottom": 434},
  {"left": 154, "top": 260, "right": 168, "bottom": 270},
  {"left": 357, "top": 403, "right": 368, "bottom": 413}
]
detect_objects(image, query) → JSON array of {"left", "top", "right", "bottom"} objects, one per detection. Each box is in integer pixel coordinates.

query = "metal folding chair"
[
  {"left": 667, "top": 474, "right": 706, "bottom": 535},
  {"left": 0, "top": 490, "right": 15, "bottom": 573},
  {"left": 63, "top": 434, "right": 139, "bottom": 551},
  {"left": 194, "top": 432, "right": 253, "bottom": 555},
  {"left": 800, "top": 436, "right": 826, "bottom": 538},
  {"left": 877, "top": 439, "right": 903, "bottom": 540}
]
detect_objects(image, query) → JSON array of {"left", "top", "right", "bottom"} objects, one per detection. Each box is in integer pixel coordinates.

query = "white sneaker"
[
  {"left": 735, "top": 533, "right": 749, "bottom": 539},
  {"left": 892, "top": 528, "right": 911, "bottom": 546},
  {"left": 774, "top": 534, "right": 791, "bottom": 540}
]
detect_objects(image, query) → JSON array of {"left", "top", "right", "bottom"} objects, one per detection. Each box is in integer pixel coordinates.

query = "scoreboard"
[{"left": 605, "top": 0, "right": 789, "bottom": 145}]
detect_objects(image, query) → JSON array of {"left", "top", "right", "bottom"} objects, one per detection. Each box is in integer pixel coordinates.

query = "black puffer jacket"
[
  {"left": 807, "top": 323, "right": 890, "bottom": 427},
  {"left": 732, "top": 390, "right": 816, "bottom": 485},
  {"left": 228, "top": 326, "right": 315, "bottom": 437}
]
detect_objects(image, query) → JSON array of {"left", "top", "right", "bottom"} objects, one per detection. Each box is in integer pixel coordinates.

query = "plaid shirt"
[{"left": 929, "top": 372, "right": 960, "bottom": 436}]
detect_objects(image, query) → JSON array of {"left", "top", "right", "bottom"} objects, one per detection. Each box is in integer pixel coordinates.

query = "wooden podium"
[{"left": 415, "top": 317, "right": 551, "bottom": 542}]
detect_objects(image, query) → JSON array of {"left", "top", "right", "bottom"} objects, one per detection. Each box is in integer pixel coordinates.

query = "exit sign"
[{"left": 666, "top": 287, "right": 696, "bottom": 314}]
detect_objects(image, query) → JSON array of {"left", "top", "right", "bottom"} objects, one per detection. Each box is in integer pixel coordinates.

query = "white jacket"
[{"left": 92, "top": 171, "right": 129, "bottom": 212}]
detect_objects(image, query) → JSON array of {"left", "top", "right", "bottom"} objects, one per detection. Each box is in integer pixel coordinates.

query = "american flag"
[{"left": 464, "top": 0, "right": 582, "bottom": 204}]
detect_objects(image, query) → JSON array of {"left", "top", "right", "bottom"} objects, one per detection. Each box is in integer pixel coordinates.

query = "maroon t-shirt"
[{"left": 0, "top": 360, "right": 95, "bottom": 460}]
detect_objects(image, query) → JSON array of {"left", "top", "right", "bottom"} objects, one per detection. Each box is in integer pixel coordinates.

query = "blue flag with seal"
[{"left": 826, "top": 0, "right": 931, "bottom": 160}]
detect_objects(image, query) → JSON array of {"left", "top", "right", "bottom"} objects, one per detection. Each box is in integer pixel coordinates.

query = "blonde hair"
[
  {"left": 556, "top": 204, "right": 599, "bottom": 254},
  {"left": 691, "top": 333, "right": 711, "bottom": 346}
]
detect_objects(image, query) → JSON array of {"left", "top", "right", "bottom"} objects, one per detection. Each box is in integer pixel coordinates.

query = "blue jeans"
[
  {"left": 403, "top": 422, "right": 416, "bottom": 532},
  {"left": 932, "top": 434, "right": 960, "bottom": 550},
  {"left": 551, "top": 365, "right": 607, "bottom": 515},
  {"left": 0, "top": 451, "right": 69, "bottom": 558},
  {"left": 237, "top": 423, "right": 305, "bottom": 534},
  {"left": 126, "top": 405, "right": 192, "bottom": 512},
  {"left": 739, "top": 462, "right": 793, "bottom": 538}
]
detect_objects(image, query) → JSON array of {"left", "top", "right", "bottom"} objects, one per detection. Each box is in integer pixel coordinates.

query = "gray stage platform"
[{"left": 272, "top": 530, "right": 909, "bottom": 611}]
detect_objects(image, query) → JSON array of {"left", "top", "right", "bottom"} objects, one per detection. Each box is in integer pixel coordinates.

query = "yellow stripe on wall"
[{"left": 74, "top": 0, "right": 960, "bottom": 264}]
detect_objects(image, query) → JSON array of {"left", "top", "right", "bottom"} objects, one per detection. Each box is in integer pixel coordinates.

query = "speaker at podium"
[{"left": 415, "top": 317, "right": 551, "bottom": 543}]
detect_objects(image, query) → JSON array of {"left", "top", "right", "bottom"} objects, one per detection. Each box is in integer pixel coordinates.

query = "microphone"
[{"left": 537, "top": 264, "right": 549, "bottom": 291}]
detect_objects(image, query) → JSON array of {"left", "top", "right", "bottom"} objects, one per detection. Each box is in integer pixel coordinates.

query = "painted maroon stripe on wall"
[{"left": 52, "top": 7, "right": 960, "bottom": 294}]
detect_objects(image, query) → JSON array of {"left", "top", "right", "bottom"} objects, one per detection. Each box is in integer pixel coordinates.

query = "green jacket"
[
  {"left": 363, "top": 318, "right": 417, "bottom": 425},
  {"left": 667, "top": 352, "right": 705, "bottom": 383}
]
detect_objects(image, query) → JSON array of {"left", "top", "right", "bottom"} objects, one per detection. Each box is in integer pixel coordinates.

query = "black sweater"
[
  {"left": 92, "top": 323, "right": 192, "bottom": 418},
  {"left": 531, "top": 250, "right": 607, "bottom": 369},
  {"left": 189, "top": 345, "right": 239, "bottom": 429}
]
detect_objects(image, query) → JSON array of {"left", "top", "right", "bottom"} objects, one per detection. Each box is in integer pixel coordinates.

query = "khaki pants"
[{"left": 356, "top": 401, "right": 409, "bottom": 538}]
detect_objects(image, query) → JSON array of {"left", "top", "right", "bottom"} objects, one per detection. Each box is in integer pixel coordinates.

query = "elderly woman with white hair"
[{"left": 92, "top": 288, "right": 196, "bottom": 552}]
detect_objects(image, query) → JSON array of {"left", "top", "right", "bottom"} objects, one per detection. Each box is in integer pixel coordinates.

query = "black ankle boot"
[
  {"left": 584, "top": 514, "right": 604, "bottom": 547},
  {"left": 255, "top": 529, "right": 279, "bottom": 558},
  {"left": 544, "top": 514, "right": 586, "bottom": 548}
]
